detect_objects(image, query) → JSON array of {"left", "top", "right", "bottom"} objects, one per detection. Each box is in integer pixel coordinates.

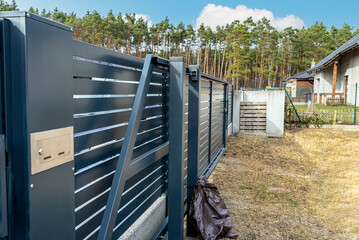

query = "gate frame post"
[
  {"left": 0, "top": 12, "right": 75, "bottom": 239},
  {"left": 223, "top": 83, "right": 229, "bottom": 150},
  {"left": 231, "top": 85, "right": 234, "bottom": 132},
  {"left": 186, "top": 65, "right": 201, "bottom": 237},
  {"left": 208, "top": 81, "right": 213, "bottom": 163},
  {"left": 168, "top": 57, "right": 186, "bottom": 240}
]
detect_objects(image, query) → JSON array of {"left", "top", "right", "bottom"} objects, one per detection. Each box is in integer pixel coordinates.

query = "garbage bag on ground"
[{"left": 188, "top": 176, "right": 238, "bottom": 240}]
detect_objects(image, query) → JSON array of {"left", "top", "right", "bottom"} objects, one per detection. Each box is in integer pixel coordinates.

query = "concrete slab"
[{"left": 118, "top": 195, "right": 166, "bottom": 240}]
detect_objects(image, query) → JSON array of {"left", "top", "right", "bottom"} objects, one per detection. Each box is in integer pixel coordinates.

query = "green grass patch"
[{"left": 294, "top": 104, "right": 355, "bottom": 111}]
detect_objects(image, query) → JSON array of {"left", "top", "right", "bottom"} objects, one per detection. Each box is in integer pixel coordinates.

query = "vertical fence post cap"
[
  {"left": 169, "top": 56, "right": 186, "bottom": 62},
  {"left": 189, "top": 65, "right": 201, "bottom": 69}
]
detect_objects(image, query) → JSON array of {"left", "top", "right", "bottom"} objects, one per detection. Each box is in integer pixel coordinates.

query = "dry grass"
[{"left": 208, "top": 128, "right": 359, "bottom": 240}]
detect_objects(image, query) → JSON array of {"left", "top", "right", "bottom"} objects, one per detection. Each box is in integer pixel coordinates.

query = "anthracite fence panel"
[
  {"left": 72, "top": 41, "right": 168, "bottom": 240},
  {"left": 0, "top": 12, "right": 231, "bottom": 240}
]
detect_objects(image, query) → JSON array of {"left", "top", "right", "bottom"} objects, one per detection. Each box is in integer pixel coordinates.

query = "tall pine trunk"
[{"left": 220, "top": 39, "right": 227, "bottom": 79}]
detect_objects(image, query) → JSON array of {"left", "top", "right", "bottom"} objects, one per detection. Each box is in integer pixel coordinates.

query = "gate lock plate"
[{"left": 30, "top": 127, "right": 74, "bottom": 175}]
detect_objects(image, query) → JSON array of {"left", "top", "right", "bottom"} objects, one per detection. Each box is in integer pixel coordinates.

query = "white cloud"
[
  {"left": 195, "top": 4, "right": 305, "bottom": 30},
  {"left": 135, "top": 14, "right": 153, "bottom": 27}
]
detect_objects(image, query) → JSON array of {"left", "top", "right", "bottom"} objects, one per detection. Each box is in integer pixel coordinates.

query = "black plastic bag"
[{"left": 188, "top": 176, "right": 238, "bottom": 240}]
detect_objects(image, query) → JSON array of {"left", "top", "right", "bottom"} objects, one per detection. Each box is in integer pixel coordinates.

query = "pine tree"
[{"left": 6, "top": 0, "right": 357, "bottom": 88}]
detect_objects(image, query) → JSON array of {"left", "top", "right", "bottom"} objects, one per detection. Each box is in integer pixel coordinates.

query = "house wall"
[
  {"left": 286, "top": 80, "right": 297, "bottom": 97},
  {"left": 314, "top": 48, "right": 359, "bottom": 104}
]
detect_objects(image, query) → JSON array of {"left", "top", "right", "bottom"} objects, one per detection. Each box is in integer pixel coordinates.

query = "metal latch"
[{"left": 189, "top": 68, "right": 199, "bottom": 82}]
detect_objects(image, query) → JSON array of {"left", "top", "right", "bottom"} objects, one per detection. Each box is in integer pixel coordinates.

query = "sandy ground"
[{"left": 187, "top": 128, "right": 359, "bottom": 240}]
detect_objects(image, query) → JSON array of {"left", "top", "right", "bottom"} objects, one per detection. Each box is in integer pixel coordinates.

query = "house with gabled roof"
[
  {"left": 309, "top": 34, "right": 359, "bottom": 105},
  {"left": 284, "top": 70, "right": 314, "bottom": 100}
]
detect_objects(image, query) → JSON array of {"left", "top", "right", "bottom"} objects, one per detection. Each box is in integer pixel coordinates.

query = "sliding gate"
[{"left": 0, "top": 12, "right": 230, "bottom": 240}]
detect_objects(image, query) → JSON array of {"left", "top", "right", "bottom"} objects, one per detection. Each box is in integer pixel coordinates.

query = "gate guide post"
[
  {"left": 186, "top": 66, "right": 201, "bottom": 237},
  {"left": 223, "top": 83, "right": 228, "bottom": 150},
  {"left": 168, "top": 57, "right": 186, "bottom": 240}
]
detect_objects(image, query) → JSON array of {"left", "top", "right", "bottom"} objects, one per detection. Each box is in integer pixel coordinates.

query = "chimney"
[{"left": 311, "top": 59, "right": 315, "bottom": 68}]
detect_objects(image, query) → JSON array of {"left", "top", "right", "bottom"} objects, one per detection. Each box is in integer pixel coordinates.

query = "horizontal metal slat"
[
  {"left": 73, "top": 60, "right": 165, "bottom": 85},
  {"left": 211, "top": 134, "right": 223, "bottom": 149},
  {"left": 199, "top": 161, "right": 208, "bottom": 176},
  {"left": 200, "top": 120, "right": 209, "bottom": 131},
  {"left": 74, "top": 116, "right": 165, "bottom": 153},
  {"left": 75, "top": 162, "right": 164, "bottom": 227},
  {"left": 74, "top": 106, "right": 165, "bottom": 133},
  {"left": 200, "top": 114, "right": 210, "bottom": 124},
  {"left": 73, "top": 39, "right": 144, "bottom": 69},
  {"left": 211, "top": 123, "right": 222, "bottom": 135},
  {"left": 200, "top": 130, "right": 209, "bottom": 144},
  {"left": 200, "top": 95, "right": 210, "bottom": 101},
  {"left": 200, "top": 88, "right": 210, "bottom": 94},
  {"left": 201, "top": 74, "right": 227, "bottom": 84},
  {"left": 75, "top": 142, "right": 168, "bottom": 208},
  {"left": 74, "top": 96, "right": 164, "bottom": 114},
  {"left": 211, "top": 118, "right": 224, "bottom": 127},
  {"left": 76, "top": 176, "right": 163, "bottom": 240},
  {"left": 211, "top": 145, "right": 223, "bottom": 161},
  {"left": 211, "top": 128, "right": 223, "bottom": 141},
  {"left": 200, "top": 107, "right": 210, "bottom": 116},
  {"left": 74, "top": 78, "right": 163, "bottom": 95},
  {"left": 211, "top": 116, "right": 224, "bottom": 123},
  {"left": 199, "top": 150, "right": 209, "bottom": 167},
  {"left": 201, "top": 80, "right": 210, "bottom": 88},
  {"left": 212, "top": 108, "right": 224, "bottom": 114},
  {"left": 199, "top": 149, "right": 208, "bottom": 163},
  {"left": 199, "top": 139, "right": 209, "bottom": 154},
  {"left": 200, "top": 101, "right": 210, "bottom": 108},
  {"left": 75, "top": 129, "right": 166, "bottom": 171},
  {"left": 211, "top": 130, "right": 222, "bottom": 144},
  {"left": 211, "top": 143, "right": 223, "bottom": 158}
]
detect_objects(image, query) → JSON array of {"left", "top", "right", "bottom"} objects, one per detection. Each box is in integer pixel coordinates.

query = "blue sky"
[{"left": 15, "top": 0, "right": 359, "bottom": 30}]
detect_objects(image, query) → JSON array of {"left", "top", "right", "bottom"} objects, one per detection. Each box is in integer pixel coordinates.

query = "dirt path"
[{"left": 207, "top": 128, "right": 359, "bottom": 240}]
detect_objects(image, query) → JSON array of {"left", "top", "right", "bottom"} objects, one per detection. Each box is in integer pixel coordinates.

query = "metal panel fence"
[
  {"left": 72, "top": 41, "right": 169, "bottom": 240},
  {"left": 0, "top": 12, "right": 232, "bottom": 240}
]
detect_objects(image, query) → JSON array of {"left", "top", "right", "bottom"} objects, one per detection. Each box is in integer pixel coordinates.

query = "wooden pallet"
[{"left": 240, "top": 102, "right": 267, "bottom": 133}]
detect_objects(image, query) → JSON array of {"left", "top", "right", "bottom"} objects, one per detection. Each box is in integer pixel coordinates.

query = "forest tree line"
[{"left": 2, "top": 0, "right": 359, "bottom": 88}]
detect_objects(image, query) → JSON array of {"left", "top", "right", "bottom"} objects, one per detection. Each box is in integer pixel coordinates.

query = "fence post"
[
  {"left": 333, "top": 110, "right": 337, "bottom": 125},
  {"left": 168, "top": 57, "right": 186, "bottom": 240},
  {"left": 0, "top": 13, "right": 75, "bottom": 239},
  {"left": 231, "top": 85, "right": 234, "bottom": 129},
  {"left": 208, "top": 81, "right": 213, "bottom": 164},
  {"left": 354, "top": 83, "right": 358, "bottom": 125},
  {"left": 223, "top": 84, "right": 228, "bottom": 149},
  {"left": 186, "top": 66, "right": 201, "bottom": 237}
]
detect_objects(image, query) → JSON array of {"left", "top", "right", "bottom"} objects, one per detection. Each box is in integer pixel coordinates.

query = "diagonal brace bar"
[{"left": 97, "top": 54, "right": 155, "bottom": 240}]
